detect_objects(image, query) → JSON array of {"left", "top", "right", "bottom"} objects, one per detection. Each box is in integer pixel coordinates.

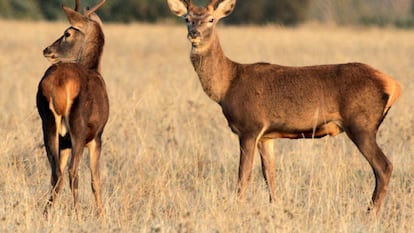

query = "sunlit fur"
[
  {"left": 168, "top": 0, "right": 401, "bottom": 214},
  {"left": 36, "top": 0, "right": 108, "bottom": 217}
]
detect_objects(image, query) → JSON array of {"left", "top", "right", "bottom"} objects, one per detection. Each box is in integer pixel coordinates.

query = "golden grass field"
[{"left": 0, "top": 19, "right": 413, "bottom": 232}]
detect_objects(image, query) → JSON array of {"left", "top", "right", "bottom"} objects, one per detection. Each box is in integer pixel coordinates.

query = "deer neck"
[
  {"left": 190, "top": 32, "right": 235, "bottom": 103},
  {"left": 79, "top": 26, "right": 104, "bottom": 73}
]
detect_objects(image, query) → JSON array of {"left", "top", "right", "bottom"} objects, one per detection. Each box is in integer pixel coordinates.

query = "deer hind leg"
[
  {"left": 59, "top": 148, "right": 71, "bottom": 185},
  {"left": 68, "top": 132, "right": 85, "bottom": 213},
  {"left": 257, "top": 138, "right": 276, "bottom": 203},
  {"left": 237, "top": 132, "right": 261, "bottom": 200},
  {"left": 346, "top": 127, "right": 393, "bottom": 214},
  {"left": 87, "top": 137, "right": 104, "bottom": 216},
  {"left": 42, "top": 121, "right": 60, "bottom": 213},
  {"left": 42, "top": 114, "right": 66, "bottom": 214},
  {"left": 58, "top": 133, "right": 72, "bottom": 193}
]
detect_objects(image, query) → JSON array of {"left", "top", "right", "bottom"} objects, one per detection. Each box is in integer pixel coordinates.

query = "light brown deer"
[
  {"left": 167, "top": 0, "right": 401, "bottom": 213},
  {"left": 37, "top": 0, "right": 108, "bottom": 216}
]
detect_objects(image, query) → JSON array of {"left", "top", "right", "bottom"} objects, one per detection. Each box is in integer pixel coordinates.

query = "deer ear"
[
  {"left": 88, "top": 12, "right": 104, "bottom": 28},
  {"left": 62, "top": 5, "right": 87, "bottom": 29},
  {"left": 213, "top": 0, "right": 236, "bottom": 20},
  {"left": 167, "top": 0, "right": 188, "bottom": 17}
]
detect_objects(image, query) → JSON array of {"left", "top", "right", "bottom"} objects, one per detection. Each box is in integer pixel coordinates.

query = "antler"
[
  {"left": 74, "top": 0, "right": 80, "bottom": 11},
  {"left": 84, "top": 0, "right": 106, "bottom": 16}
]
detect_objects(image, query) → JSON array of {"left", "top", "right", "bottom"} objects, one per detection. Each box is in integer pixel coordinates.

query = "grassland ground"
[{"left": 0, "top": 20, "right": 413, "bottom": 232}]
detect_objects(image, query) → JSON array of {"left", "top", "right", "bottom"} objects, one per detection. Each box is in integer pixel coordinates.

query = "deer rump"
[{"left": 37, "top": 63, "right": 109, "bottom": 147}]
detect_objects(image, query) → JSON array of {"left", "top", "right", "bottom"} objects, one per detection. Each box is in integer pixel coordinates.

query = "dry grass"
[{"left": 0, "top": 20, "right": 413, "bottom": 232}]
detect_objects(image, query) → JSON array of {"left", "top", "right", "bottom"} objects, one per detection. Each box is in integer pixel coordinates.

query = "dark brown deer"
[
  {"left": 167, "top": 0, "right": 401, "bottom": 214},
  {"left": 37, "top": 0, "right": 108, "bottom": 216}
]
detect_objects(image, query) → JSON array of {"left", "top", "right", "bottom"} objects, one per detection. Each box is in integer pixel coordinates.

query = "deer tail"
[{"left": 374, "top": 71, "right": 401, "bottom": 114}]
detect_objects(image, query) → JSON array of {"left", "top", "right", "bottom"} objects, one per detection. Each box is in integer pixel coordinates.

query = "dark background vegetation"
[{"left": 1, "top": 0, "right": 414, "bottom": 27}]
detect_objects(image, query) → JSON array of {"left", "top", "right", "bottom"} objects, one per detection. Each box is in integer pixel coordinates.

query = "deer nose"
[
  {"left": 188, "top": 29, "right": 200, "bottom": 39},
  {"left": 43, "top": 47, "right": 51, "bottom": 56}
]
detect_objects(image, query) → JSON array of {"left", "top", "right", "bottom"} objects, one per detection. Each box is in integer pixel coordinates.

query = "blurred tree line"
[
  {"left": 0, "top": 0, "right": 309, "bottom": 24},
  {"left": 0, "top": 0, "right": 414, "bottom": 27}
]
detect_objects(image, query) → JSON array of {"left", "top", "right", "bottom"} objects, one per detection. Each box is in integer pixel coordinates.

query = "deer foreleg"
[
  {"left": 258, "top": 138, "right": 276, "bottom": 203},
  {"left": 237, "top": 133, "right": 259, "bottom": 200}
]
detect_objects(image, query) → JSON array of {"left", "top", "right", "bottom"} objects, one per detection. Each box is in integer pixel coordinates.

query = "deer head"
[
  {"left": 168, "top": 0, "right": 235, "bottom": 51},
  {"left": 43, "top": 0, "right": 106, "bottom": 71}
]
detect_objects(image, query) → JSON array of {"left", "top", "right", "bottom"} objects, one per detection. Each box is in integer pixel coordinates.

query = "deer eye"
[
  {"left": 64, "top": 31, "right": 71, "bottom": 38},
  {"left": 209, "top": 18, "right": 214, "bottom": 23},
  {"left": 185, "top": 18, "right": 189, "bottom": 23}
]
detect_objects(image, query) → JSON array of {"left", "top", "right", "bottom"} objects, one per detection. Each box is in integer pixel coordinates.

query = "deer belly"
[{"left": 264, "top": 121, "right": 344, "bottom": 139}]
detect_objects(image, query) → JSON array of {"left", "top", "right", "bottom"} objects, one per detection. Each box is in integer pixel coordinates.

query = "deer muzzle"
[
  {"left": 187, "top": 29, "right": 201, "bottom": 47},
  {"left": 43, "top": 47, "right": 59, "bottom": 63}
]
